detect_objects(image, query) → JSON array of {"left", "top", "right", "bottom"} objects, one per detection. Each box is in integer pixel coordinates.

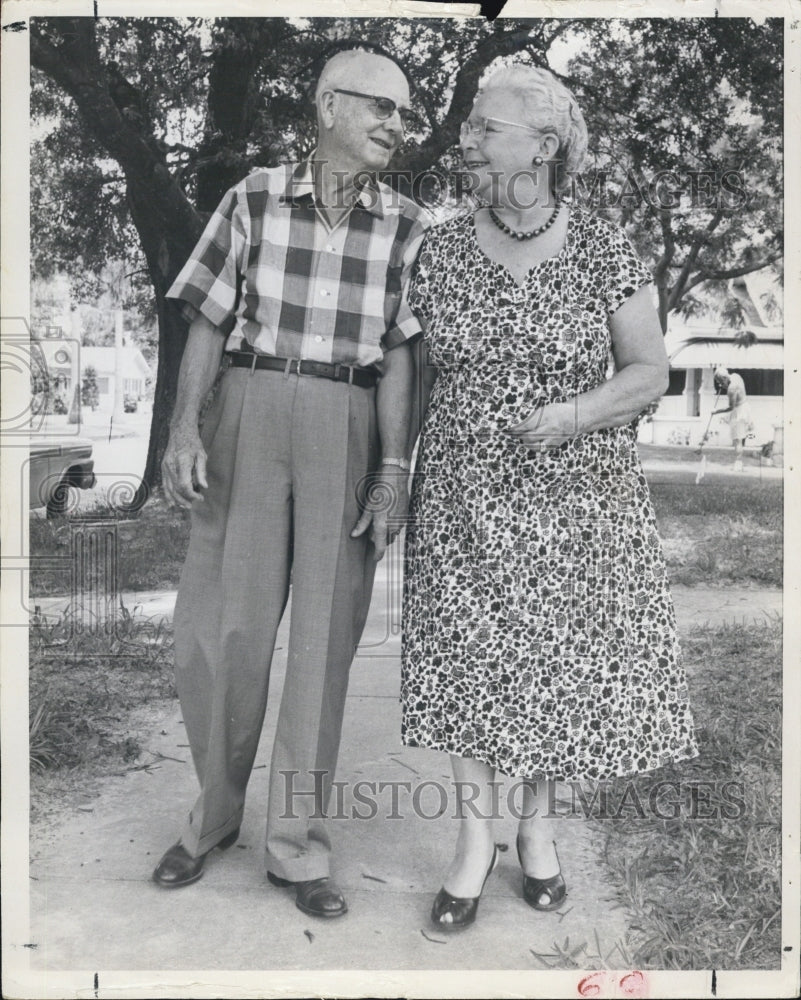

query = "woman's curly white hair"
[{"left": 479, "top": 64, "right": 588, "bottom": 193}]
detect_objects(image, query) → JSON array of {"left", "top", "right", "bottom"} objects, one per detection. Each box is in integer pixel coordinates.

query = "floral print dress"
[{"left": 401, "top": 207, "right": 698, "bottom": 781}]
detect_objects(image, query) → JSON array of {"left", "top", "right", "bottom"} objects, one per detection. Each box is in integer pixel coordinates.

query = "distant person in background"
[{"left": 713, "top": 367, "right": 754, "bottom": 471}]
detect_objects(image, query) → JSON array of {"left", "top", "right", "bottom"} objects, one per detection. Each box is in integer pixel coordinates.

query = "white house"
[
  {"left": 80, "top": 346, "right": 152, "bottom": 409},
  {"left": 34, "top": 338, "right": 153, "bottom": 415},
  {"left": 639, "top": 277, "right": 783, "bottom": 451}
]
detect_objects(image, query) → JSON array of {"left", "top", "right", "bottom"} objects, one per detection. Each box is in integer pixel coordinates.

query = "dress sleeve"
[
  {"left": 407, "top": 231, "right": 438, "bottom": 330},
  {"left": 603, "top": 223, "right": 653, "bottom": 317},
  {"left": 166, "top": 182, "right": 250, "bottom": 335}
]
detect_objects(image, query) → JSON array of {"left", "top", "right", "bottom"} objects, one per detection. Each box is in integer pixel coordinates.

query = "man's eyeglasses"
[
  {"left": 460, "top": 116, "right": 541, "bottom": 142},
  {"left": 334, "top": 89, "right": 421, "bottom": 132}
]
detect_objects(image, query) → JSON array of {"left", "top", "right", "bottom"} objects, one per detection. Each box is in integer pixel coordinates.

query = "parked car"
[{"left": 30, "top": 437, "right": 96, "bottom": 518}]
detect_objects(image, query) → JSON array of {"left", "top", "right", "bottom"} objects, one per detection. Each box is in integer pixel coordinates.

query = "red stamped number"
[{"left": 577, "top": 971, "right": 649, "bottom": 999}]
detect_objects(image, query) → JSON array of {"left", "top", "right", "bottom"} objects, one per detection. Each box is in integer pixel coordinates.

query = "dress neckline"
[{"left": 468, "top": 204, "right": 576, "bottom": 289}]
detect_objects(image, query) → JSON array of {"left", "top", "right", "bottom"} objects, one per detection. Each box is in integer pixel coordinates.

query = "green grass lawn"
[
  {"left": 595, "top": 620, "right": 781, "bottom": 970},
  {"left": 29, "top": 494, "right": 192, "bottom": 596},
  {"left": 649, "top": 473, "right": 782, "bottom": 587}
]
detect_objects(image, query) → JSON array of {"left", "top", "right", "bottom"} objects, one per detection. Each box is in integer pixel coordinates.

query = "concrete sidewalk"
[{"left": 28, "top": 567, "right": 783, "bottom": 972}]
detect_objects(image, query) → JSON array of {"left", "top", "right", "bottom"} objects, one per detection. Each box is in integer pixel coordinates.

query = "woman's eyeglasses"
[
  {"left": 334, "top": 89, "right": 421, "bottom": 132},
  {"left": 460, "top": 117, "right": 541, "bottom": 142}
]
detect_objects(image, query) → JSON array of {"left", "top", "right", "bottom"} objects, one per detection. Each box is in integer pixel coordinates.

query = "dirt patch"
[
  {"left": 31, "top": 699, "right": 180, "bottom": 858},
  {"left": 29, "top": 605, "right": 179, "bottom": 856}
]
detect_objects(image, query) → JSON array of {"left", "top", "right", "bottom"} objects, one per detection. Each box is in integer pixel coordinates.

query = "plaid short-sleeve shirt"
[{"left": 166, "top": 160, "right": 430, "bottom": 368}]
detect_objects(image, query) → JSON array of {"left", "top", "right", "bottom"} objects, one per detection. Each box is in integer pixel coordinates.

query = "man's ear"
[{"left": 318, "top": 90, "right": 336, "bottom": 129}]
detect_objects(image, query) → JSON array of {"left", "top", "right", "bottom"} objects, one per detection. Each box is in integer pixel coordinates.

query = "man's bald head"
[{"left": 315, "top": 49, "right": 410, "bottom": 107}]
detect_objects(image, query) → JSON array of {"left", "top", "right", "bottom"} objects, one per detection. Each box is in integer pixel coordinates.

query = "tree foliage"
[
  {"left": 29, "top": 15, "right": 783, "bottom": 496},
  {"left": 565, "top": 18, "right": 782, "bottom": 330}
]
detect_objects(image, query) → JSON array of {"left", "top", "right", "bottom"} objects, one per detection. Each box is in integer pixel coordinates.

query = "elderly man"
[
  {"left": 152, "top": 48, "right": 427, "bottom": 918},
  {"left": 713, "top": 366, "right": 754, "bottom": 471}
]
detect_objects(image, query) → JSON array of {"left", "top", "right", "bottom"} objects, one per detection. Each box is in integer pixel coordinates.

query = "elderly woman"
[{"left": 401, "top": 65, "right": 698, "bottom": 931}]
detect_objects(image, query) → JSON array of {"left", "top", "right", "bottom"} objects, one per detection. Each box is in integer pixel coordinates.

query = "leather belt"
[{"left": 227, "top": 352, "right": 378, "bottom": 388}]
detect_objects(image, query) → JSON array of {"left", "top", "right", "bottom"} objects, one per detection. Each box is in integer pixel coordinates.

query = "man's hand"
[
  {"left": 162, "top": 421, "right": 208, "bottom": 508},
  {"left": 351, "top": 464, "right": 410, "bottom": 561}
]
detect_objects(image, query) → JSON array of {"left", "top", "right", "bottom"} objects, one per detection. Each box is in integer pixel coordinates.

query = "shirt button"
[
  {"left": 325, "top": 244, "right": 335, "bottom": 252},
  {"left": 314, "top": 335, "right": 324, "bottom": 343},
  {"left": 320, "top": 289, "right": 330, "bottom": 297}
]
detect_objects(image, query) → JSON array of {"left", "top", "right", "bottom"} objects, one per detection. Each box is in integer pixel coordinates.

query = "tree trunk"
[
  {"left": 31, "top": 19, "right": 203, "bottom": 498},
  {"left": 194, "top": 19, "right": 264, "bottom": 212},
  {"left": 124, "top": 177, "right": 200, "bottom": 503},
  {"left": 136, "top": 281, "right": 186, "bottom": 505}
]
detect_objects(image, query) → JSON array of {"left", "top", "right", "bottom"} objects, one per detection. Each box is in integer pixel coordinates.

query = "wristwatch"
[{"left": 381, "top": 456, "right": 411, "bottom": 472}]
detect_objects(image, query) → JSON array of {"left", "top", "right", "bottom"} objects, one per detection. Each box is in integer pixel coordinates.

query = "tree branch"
[
  {"left": 667, "top": 208, "right": 724, "bottom": 311},
  {"left": 653, "top": 209, "right": 675, "bottom": 280},
  {"left": 681, "top": 252, "right": 784, "bottom": 295},
  {"left": 652, "top": 209, "right": 676, "bottom": 333}
]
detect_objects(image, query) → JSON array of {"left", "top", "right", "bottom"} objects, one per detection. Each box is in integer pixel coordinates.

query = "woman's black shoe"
[
  {"left": 516, "top": 834, "right": 567, "bottom": 911},
  {"left": 152, "top": 827, "right": 240, "bottom": 888},
  {"left": 430, "top": 843, "right": 499, "bottom": 931}
]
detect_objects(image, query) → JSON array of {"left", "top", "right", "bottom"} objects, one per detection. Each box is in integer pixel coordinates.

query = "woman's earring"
[{"left": 533, "top": 155, "right": 544, "bottom": 167}]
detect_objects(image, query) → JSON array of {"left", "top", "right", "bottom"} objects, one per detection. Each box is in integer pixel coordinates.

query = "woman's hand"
[
  {"left": 504, "top": 289, "right": 669, "bottom": 452},
  {"left": 503, "top": 400, "right": 579, "bottom": 451}
]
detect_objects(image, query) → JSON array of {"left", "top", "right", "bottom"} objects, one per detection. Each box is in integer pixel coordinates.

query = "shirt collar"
[{"left": 280, "top": 156, "right": 386, "bottom": 218}]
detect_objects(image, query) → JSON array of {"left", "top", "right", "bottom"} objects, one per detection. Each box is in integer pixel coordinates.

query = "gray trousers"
[{"left": 173, "top": 366, "right": 379, "bottom": 880}]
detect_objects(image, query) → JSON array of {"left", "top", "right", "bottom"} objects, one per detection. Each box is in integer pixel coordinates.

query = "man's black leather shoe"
[
  {"left": 152, "top": 828, "right": 240, "bottom": 888},
  {"left": 152, "top": 843, "right": 204, "bottom": 887},
  {"left": 267, "top": 872, "right": 348, "bottom": 918}
]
